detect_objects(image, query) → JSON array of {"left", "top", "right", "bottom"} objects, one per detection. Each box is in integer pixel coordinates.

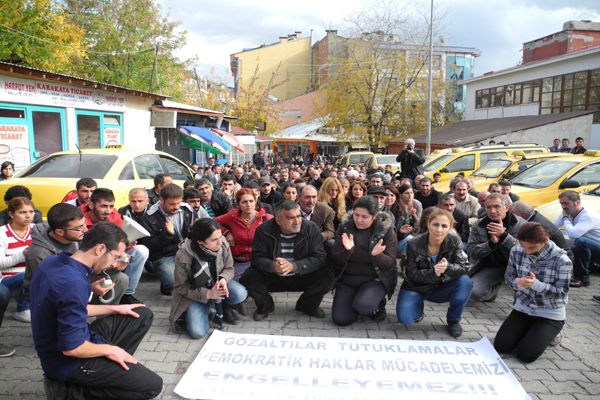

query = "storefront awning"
[
  {"left": 178, "top": 127, "right": 229, "bottom": 155},
  {"left": 178, "top": 126, "right": 231, "bottom": 154},
  {"left": 210, "top": 128, "right": 246, "bottom": 153}
]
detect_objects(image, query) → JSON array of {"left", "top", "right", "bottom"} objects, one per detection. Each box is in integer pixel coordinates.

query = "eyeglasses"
[{"left": 65, "top": 224, "right": 87, "bottom": 232}]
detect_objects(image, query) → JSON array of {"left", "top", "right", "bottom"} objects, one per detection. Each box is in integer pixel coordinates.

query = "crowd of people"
[{"left": 0, "top": 138, "right": 599, "bottom": 398}]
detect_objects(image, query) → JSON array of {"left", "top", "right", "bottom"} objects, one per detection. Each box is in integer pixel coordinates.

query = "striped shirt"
[
  {"left": 0, "top": 223, "right": 33, "bottom": 278},
  {"left": 279, "top": 233, "right": 297, "bottom": 276},
  {"left": 203, "top": 203, "right": 216, "bottom": 218}
]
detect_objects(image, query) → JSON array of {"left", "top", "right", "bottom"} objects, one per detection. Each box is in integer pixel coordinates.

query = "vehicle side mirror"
[
  {"left": 559, "top": 180, "right": 581, "bottom": 189},
  {"left": 439, "top": 168, "right": 449, "bottom": 173}
]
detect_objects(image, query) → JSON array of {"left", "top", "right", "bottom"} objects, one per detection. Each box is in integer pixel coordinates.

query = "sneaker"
[
  {"left": 0, "top": 344, "right": 15, "bottom": 357},
  {"left": 549, "top": 332, "right": 563, "bottom": 347},
  {"left": 160, "top": 285, "right": 172, "bottom": 296},
  {"left": 14, "top": 310, "right": 31, "bottom": 323},
  {"left": 370, "top": 300, "right": 387, "bottom": 322},
  {"left": 120, "top": 294, "right": 143, "bottom": 305},
  {"left": 570, "top": 279, "right": 590, "bottom": 288},
  {"left": 447, "top": 322, "right": 463, "bottom": 338}
]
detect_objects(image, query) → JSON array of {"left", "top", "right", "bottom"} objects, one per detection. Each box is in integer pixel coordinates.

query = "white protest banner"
[{"left": 175, "top": 330, "right": 529, "bottom": 400}]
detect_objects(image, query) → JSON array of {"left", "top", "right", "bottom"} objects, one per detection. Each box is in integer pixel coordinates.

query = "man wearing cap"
[
  {"left": 396, "top": 138, "right": 425, "bottom": 181},
  {"left": 368, "top": 186, "right": 396, "bottom": 226},
  {"left": 259, "top": 177, "right": 283, "bottom": 207}
]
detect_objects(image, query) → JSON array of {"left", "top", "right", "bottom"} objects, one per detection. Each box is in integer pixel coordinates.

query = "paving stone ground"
[{"left": 2, "top": 272, "right": 600, "bottom": 400}]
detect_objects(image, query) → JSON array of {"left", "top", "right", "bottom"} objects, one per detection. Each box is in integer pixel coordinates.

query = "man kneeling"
[
  {"left": 241, "top": 200, "right": 334, "bottom": 321},
  {"left": 30, "top": 222, "right": 162, "bottom": 399}
]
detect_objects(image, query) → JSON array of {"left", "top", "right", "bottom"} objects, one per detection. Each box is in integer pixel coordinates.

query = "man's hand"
[
  {"left": 341, "top": 232, "right": 354, "bottom": 250},
  {"left": 516, "top": 272, "right": 536, "bottom": 289},
  {"left": 114, "top": 304, "right": 145, "bottom": 317},
  {"left": 225, "top": 232, "right": 235, "bottom": 247},
  {"left": 90, "top": 278, "right": 115, "bottom": 296},
  {"left": 105, "top": 345, "right": 138, "bottom": 371},
  {"left": 487, "top": 221, "right": 506, "bottom": 243},
  {"left": 165, "top": 218, "right": 175, "bottom": 235},
  {"left": 434, "top": 257, "right": 448, "bottom": 276},
  {"left": 273, "top": 257, "right": 294, "bottom": 275}
]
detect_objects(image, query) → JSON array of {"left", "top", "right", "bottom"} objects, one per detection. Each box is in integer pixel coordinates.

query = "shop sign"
[
  {"left": 0, "top": 124, "right": 30, "bottom": 169},
  {"left": 104, "top": 127, "right": 121, "bottom": 145}
]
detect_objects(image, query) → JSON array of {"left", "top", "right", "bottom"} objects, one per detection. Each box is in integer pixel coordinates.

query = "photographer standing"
[{"left": 396, "top": 138, "right": 425, "bottom": 181}]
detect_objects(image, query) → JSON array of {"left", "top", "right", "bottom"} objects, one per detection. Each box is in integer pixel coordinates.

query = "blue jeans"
[
  {"left": 397, "top": 235, "right": 413, "bottom": 256},
  {"left": 124, "top": 245, "right": 149, "bottom": 295},
  {"left": 154, "top": 255, "right": 176, "bottom": 291},
  {"left": 185, "top": 280, "right": 247, "bottom": 339},
  {"left": 1, "top": 273, "right": 29, "bottom": 312},
  {"left": 0, "top": 284, "right": 9, "bottom": 327},
  {"left": 396, "top": 274, "right": 472, "bottom": 325},
  {"left": 572, "top": 236, "right": 600, "bottom": 282}
]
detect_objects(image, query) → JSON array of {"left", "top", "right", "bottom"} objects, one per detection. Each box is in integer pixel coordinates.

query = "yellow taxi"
[
  {"left": 536, "top": 184, "right": 600, "bottom": 222},
  {"left": 508, "top": 150, "right": 600, "bottom": 208},
  {"left": 0, "top": 147, "right": 195, "bottom": 216},
  {"left": 423, "top": 144, "right": 548, "bottom": 183},
  {"left": 338, "top": 151, "right": 375, "bottom": 168},
  {"left": 469, "top": 152, "right": 566, "bottom": 192},
  {"left": 364, "top": 154, "right": 401, "bottom": 173}
]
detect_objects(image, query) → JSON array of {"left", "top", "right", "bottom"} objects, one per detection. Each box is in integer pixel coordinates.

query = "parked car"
[
  {"left": 0, "top": 147, "right": 195, "bottom": 216},
  {"left": 337, "top": 151, "right": 375, "bottom": 168},
  {"left": 364, "top": 154, "right": 401, "bottom": 173}
]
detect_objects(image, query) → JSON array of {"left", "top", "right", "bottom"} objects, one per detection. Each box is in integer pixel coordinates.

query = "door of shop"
[{"left": 75, "top": 110, "right": 123, "bottom": 148}]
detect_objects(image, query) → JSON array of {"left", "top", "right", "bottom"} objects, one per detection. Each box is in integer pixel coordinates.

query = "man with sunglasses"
[
  {"left": 30, "top": 222, "right": 162, "bottom": 399},
  {"left": 24, "top": 203, "right": 128, "bottom": 305}
]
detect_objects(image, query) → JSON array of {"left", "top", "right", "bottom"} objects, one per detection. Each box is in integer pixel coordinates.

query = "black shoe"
[
  {"left": 160, "top": 285, "right": 172, "bottom": 296},
  {"left": 119, "top": 294, "right": 142, "bottom": 305},
  {"left": 447, "top": 322, "right": 463, "bottom": 338},
  {"left": 370, "top": 300, "right": 387, "bottom": 322},
  {"left": 253, "top": 303, "right": 275, "bottom": 321},
  {"left": 593, "top": 295, "right": 600, "bottom": 303},
  {"left": 223, "top": 304, "right": 238, "bottom": 325},
  {"left": 295, "top": 306, "right": 326, "bottom": 319},
  {"left": 234, "top": 302, "right": 247, "bottom": 316},
  {"left": 570, "top": 279, "right": 590, "bottom": 288}
]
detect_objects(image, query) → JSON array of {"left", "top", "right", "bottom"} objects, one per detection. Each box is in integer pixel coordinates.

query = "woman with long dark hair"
[
  {"left": 170, "top": 218, "right": 247, "bottom": 339},
  {"left": 345, "top": 180, "right": 367, "bottom": 210}
]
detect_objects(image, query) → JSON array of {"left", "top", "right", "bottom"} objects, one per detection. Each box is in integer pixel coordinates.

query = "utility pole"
[
  {"left": 149, "top": 44, "right": 159, "bottom": 92},
  {"left": 425, "top": 0, "right": 434, "bottom": 155}
]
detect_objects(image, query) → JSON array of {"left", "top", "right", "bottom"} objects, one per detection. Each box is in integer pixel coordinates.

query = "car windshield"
[
  {"left": 18, "top": 154, "right": 117, "bottom": 179},
  {"left": 471, "top": 159, "right": 512, "bottom": 178},
  {"left": 350, "top": 154, "right": 373, "bottom": 164},
  {"left": 376, "top": 155, "right": 397, "bottom": 164},
  {"left": 424, "top": 154, "right": 454, "bottom": 171},
  {"left": 511, "top": 160, "right": 578, "bottom": 189}
]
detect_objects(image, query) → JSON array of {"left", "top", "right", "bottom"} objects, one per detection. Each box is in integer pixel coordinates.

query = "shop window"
[
  {"left": 104, "top": 115, "right": 121, "bottom": 125},
  {"left": 77, "top": 114, "right": 101, "bottom": 149},
  {"left": 0, "top": 108, "right": 25, "bottom": 118}
]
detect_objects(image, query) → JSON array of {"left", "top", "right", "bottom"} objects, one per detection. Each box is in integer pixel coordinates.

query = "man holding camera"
[{"left": 396, "top": 138, "right": 425, "bottom": 181}]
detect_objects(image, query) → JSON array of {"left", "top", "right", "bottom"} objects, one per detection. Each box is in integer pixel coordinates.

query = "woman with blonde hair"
[{"left": 318, "top": 177, "right": 346, "bottom": 229}]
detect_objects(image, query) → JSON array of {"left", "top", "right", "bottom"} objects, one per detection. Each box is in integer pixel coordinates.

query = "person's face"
[
  {"left": 420, "top": 180, "right": 432, "bottom": 196},
  {"left": 433, "top": 174, "right": 441, "bottom": 183},
  {"left": 373, "top": 194, "right": 386, "bottom": 209},
  {"left": 9, "top": 204, "right": 35, "bottom": 226},
  {"left": 216, "top": 165, "right": 223, "bottom": 174},
  {"left": 290, "top": 170, "right": 300, "bottom": 180},
  {"left": 200, "top": 229, "right": 223, "bottom": 252},
  {"left": 311, "top": 170, "right": 320, "bottom": 180},
  {"left": 91, "top": 199, "right": 115, "bottom": 221},
  {"left": 329, "top": 171, "right": 338, "bottom": 179},
  {"left": 576, "top": 139, "right": 584, "bottom": 147},
  {"left": 161, "top": 197, "right": 182, "bottom": 215},
  {"left": 283, "top": 187, "right": 297, "bottom": 201},
  {"left": 2, "top": 164, "right": 14, "bottom": 178},
  {"left": 186, "top": 197, "right": 201, "bottom": 211},
  {"left": 370, "top": 177, "right": 383, "bottom": 187},
  {"left": 160, "top": 176, "right": 174, "bottom": 189},
  {"left": 234, "top": 167, "right": 244, "bottom": 179},
  {"left": 281, "top": 172, "right": 289, "bottom": 181},
  {"left": 385, "top": 190, "right": 396, "bottom": 207},
  {"left": 260, "top": 183, "right": 272, "bottom": 194},
  {"left": 95, "top": 241, "right": 127, "bottom": 272},
  {"left": 353, "top": 207, "right": 375, "bottom": 230},
  {"left": 221, "top": 180, "right": 234, "bottom": 192},
  {"left": 562, "top": 139, "right": 569, "bottom": 147},
  {"left": 453, "top": 183, "right": 468, "bottom": 201},
  {"left": 299, "top": 188, "right": 318, "bottom": 212},
  {"left": 485, "top": 198, "right": 507, "bottom": 221},
  {"left": 197, "top": 184, "right": 213, "bottom": 201},
  {"left": 352, "top": 184, "right": 364, "bottom": 199},
  {"left": 341, "top": 181, "right": 350, "bottom": 194},
  {"left": 276, "top": 208, "right": 302, "bottom": 234},
  {"left": 129, "top": 192, "right": 148, "bottom": 213},
  {"left": 384, "top": 166, "right": 392, "bottom": 173},
  {"left": 439, "top": 199, "right": 456, "bottom": 212},
  {"left": 554, "top": 139, "right": 560, "bottom": 146},
  {"left": 401, "top": 188, "right": 414, "bottom": 204},
  {"left": 520, "top": 240, "right": 547, "bottom": 255},
  {"left": 489, "top": 186, "right": 501, "bottom": 194},
  {"left": 500, "top": 185, "right": 511, "bottom": 196},
  {"left": 77, "top": 185, "right": 96, "bottom": 204},
  {"left": 327, "top": 185, "right": 340, "bottom": 200},
  {"left": 238, "top": 194, "right": 256, "bottom": 214},
  {"left": 428, "top": 215, "right": 452, "bottom": 241},
  {"left": 559, "top": 197, "right": 581, "bottom": 217},
  {"left": 57, "top": 217, "right": 88, "bottom": 242},
  {"left": 358, "top": 172, "right": 366, "bottom": 181}
]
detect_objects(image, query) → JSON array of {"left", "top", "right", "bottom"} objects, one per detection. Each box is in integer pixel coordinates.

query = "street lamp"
[{"left": 425, "top": 0, "right": 434, "bottom": 155}]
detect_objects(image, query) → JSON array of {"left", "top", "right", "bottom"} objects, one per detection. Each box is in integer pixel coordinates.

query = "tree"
[
  {"left": 0, "top": 0, "right": 85, "bottom": 72},
  {"left": 63, "top": 0, "right": 190, "bottom": 99},
  {"left": 322, "top": 1, "right": 447, "bottom": 149}
]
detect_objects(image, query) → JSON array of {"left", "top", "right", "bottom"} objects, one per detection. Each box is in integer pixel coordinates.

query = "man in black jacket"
[
  {"left": 415, "top": 177, "right": 441, "bottom": 210},
  {"left": 438, "top": 194, "right": 470, "bottom": 245},
  {"left": 396, "top": 138, "right": 425, "bottom": 180},
  {"left": 194, "top": 178, "right": 232, "bottom": 218},
  {"left": 141, "top": 184, "right": 194, "bottom": 296},
  {"left": 240, "top": 200, "right": 334, "bottom": 321}
]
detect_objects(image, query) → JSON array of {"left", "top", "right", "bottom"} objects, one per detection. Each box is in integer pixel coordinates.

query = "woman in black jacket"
[
  {"left": 396, "top": 208, "right": 472, "bottom": 338},
  {"left": 331, "top": 196, "right": 397, "bottom": 326}
]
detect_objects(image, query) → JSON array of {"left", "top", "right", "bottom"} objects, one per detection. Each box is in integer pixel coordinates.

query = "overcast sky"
[{"left": 159, "top": 0, "right": 600, "bottom": 83}]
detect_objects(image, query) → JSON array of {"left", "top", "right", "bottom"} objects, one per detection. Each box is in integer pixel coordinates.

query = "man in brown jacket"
[{"left": 298, "top": 185, "right": 335, "bottom": 241}]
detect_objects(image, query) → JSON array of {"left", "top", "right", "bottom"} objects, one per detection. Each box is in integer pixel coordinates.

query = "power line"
[{"left": 0, "top": 22, "right": 155, "bottom": 56}]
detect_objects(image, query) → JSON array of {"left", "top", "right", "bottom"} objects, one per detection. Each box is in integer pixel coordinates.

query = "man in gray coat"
[{"left": 467, "top": 193, "right": 526, "bottom": 302}]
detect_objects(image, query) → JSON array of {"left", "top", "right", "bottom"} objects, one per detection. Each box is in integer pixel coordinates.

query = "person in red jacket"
[{"left": 216, "top": 188, "right": 273, "bottom": 323}]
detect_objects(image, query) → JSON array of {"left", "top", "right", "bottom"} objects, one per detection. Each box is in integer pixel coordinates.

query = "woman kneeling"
[
  {"left": 396, "top": 208, "right": 472, "bottom": 338},
  {"left": 170, "top": 218, "right": 248, "bottom": 339},
  {"left": 494, "top": 222, "right": 571, "bottom": 363}
]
